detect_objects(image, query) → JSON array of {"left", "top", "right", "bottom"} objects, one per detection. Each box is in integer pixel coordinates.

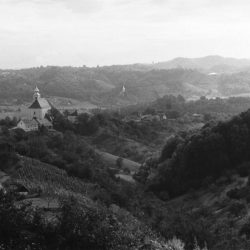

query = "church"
[{"left": 16, "top": 87, "right": 53, "bottom": 132}]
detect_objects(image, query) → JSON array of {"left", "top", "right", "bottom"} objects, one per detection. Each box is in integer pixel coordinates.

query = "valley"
[
  {"left": 1, "top": 0, "right": 250, "bottom": 248},
  {"left": 2, "top": 57, "right": 250, "bottom": 249}
]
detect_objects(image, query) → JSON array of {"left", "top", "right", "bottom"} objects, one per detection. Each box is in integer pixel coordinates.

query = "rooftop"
[
  {"left": 19, "top": 119, "right": 38, "bottom": 126},
  {"left": 29, "top": 98, "right": 51, "bottom": 109}
]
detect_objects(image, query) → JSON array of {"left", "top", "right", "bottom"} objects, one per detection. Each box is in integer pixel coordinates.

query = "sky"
[{"left": 0, "top": 0, "right": 250, "bottom": 68}]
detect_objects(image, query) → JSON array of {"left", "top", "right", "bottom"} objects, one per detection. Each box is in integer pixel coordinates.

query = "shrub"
[
  {"left": 227, "top": 187, "right": 250, "bottom": 200},
  {"left": 228, "top": 201, "right": 246, "bottom": 217},
  {"left": 237, "top": 162, "right": 250, "bottom": 177},
  {"left": 158, "top": 191, "right": 170, "bottom": 201},
  {"left": 116, "top": 157, "right": 123, "bottom": 169},
  {"left": 0, "top": 151, "right": 19, "bottom": 171},
  {"left": 123, "top": 167, "right": 130, "bottom": 174},
  {"left": 159, "top": 136, "right": 180, "bottom": 162},
  {"left": 240, "top": 220, "right": 250, "bottom": 239}
]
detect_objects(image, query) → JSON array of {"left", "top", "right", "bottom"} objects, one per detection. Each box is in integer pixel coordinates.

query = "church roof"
[{"left": 29, "top": 98, "right": 51, "bottom": 109}]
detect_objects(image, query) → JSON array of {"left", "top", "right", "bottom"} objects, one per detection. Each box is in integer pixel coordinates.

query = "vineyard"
[{"left": 12, "top": 156, "right": 95, "bottom": 201}]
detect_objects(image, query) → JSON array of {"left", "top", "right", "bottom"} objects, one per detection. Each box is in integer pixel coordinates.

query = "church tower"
[
  {"left": 119, "top": 85, "right": 126, "bottom": 96},
  {"left": 16, "top": 86, "right": 53, "bottom": 131},
  {"left": 28, "top": 86, "right": 51, "bottom": 120},
  {"left": 33, "top": 86, "right": 41, "bottom": 100}
]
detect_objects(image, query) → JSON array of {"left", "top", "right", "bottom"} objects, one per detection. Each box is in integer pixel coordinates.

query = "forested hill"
[
  {"left": 3, "top": 65, "right": 250, "bottom": 106},
  {"left": 151, "top": 55, "right": 250, "bottom": 73},
  {"left": 140, "top": 109, "right": 250, "bottom": 198},
  {"left": 104, "top": 55, "right": 250, "bottom": 73},
  {"left": 0, "top": 67, "right": 212, "bottom": 104}
]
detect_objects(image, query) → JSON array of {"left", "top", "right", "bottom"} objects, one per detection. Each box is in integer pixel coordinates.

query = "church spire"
[{"left": 33, "top": 86, "right": 40, "bottom": 100}]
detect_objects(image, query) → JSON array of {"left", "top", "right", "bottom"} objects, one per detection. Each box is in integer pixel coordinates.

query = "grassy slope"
[{"left": 96, "top": 149, "right": 140, "bottom": 172}]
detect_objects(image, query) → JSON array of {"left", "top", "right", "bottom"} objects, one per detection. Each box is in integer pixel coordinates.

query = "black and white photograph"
[{"left": 1, "top": 0, "right": 250, "bottom": 249}]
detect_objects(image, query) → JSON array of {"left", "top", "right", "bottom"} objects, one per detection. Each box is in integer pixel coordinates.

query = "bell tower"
[{"left": 33, "top": 86, "right": 41, "bottom": 100}]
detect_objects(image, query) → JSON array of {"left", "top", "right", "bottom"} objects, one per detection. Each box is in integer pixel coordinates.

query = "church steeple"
[{"left": 33, "top": 86, "right": 40, "bottom": 100}]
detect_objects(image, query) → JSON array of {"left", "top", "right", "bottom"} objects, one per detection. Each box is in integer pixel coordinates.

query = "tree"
[
  {"left": 13, "top": 128, "right": 27, "bottom": 141},
  {"left": 116, "top": 157, "right": 123, "bottom": 169},
  {"left": 76, "top": 114, "right": 99, "bottom": 135},
  {"left": 160, "top": 136, "right": 182, "bottom": 162},
  {"left": 27, "top": 136, "right": 48, "bottom": 159}
]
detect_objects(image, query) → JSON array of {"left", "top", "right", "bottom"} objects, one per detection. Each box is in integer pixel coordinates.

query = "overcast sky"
[{"left": 0, "top": 0, "right": 250, "bottom": 68}]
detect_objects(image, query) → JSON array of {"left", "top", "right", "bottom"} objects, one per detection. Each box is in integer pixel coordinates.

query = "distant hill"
[
  {"left": 2, "top": 57, "right": 250, "bottom": 107},
  {"left": 0, "top": 67, "right": 214, "bottom": 105},
  {"left": 151, "top": 55, "right": 250, "bottom": 74}
]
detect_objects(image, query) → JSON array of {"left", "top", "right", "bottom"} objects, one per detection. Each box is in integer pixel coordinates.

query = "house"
[
  {"left": 141, "top": 115, "right": 154, "bottom": 122},
  {"left": 17, "top": 118, "right": 53, "bottom": 132},
  {"left": 158, "top": 113, "right": 167, "bottom": 120},
  {"left": 17, "top": 119, "right": 39, "bottom": 132},
  {"left": 141, "top": 114, "right": 161, "bottom": 122},
  {"left": 123, "top": 114, "right": 141, "bottom": 123},
  {"left": 36, "top": 118, "right": 53, "bottom": 129}
]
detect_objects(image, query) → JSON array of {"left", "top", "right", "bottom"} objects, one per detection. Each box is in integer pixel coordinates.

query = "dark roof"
[
  {"left": 29, "top": 98, "right": 51, "bottom": 109},
  {"left": 29, "top": 99, "right": 41, "bottom": 109}
]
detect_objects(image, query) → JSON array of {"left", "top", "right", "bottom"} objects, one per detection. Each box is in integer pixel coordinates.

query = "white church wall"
[{"left": 29, "top": 109, "right": 43, "bottom": 120}]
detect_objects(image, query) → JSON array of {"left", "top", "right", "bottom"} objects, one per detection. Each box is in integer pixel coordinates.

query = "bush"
[
  {"left": 227, "top": 187, "right": 250, "bottom": 200},
  {"left": 15, "top": 141, "right": 29, "bottom": 155},
  {"left": 237, "top": 162, "right": 250, "bottom": 177},
  {"left": 116, "top": 157, "right": 123, "bottom": 169},
  {"left": 0, "top": 151, "right": 19, "bottom": 171},
  {"left": 123, "top": 167, "right": 130, "bottom": 174},
  {"left": 228, "top": 201, "right": 246, "bottom": 217},
  {"left": 160, "top": 136, "right": 180, "bottom": 162},
  {"left": 0, "top": 191, "right": 161, "bottom": 250},
  {"left": 240, "top": 220, "right": 250, "bottom": 239},
  {"left": 158, "top": 191, "right": 170, "bottom": 201}
]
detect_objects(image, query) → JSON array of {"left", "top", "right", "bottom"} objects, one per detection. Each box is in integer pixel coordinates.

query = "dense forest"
[{"left": 142, "top": 109, "right": 250, "bottom": 197}]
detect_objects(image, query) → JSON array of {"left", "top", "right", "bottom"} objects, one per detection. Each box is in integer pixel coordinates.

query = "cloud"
[
  {"left": 0, "top": 0, "right": 250, "bottom": 68},
  {"left": 60, "top": 0, "right": 103, "bottom": 14},
  {"left": 0, "top": 0, "right": 103, "bottom": 15}
]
